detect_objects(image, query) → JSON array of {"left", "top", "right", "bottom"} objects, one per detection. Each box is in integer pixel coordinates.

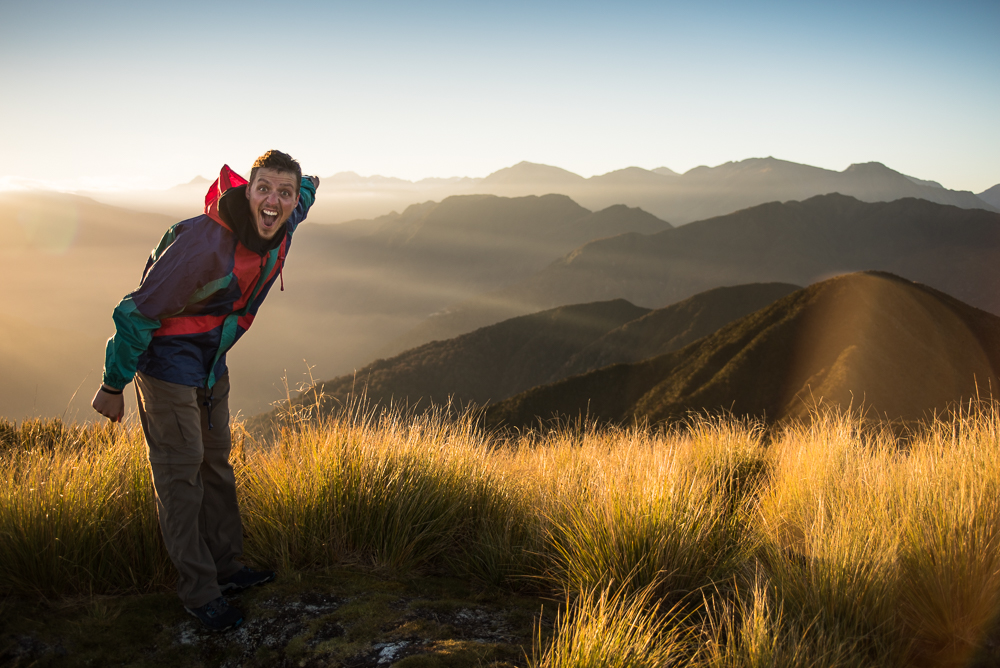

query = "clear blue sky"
[{"left": 1, "top": 0, "right": 997, "bottom": 192}]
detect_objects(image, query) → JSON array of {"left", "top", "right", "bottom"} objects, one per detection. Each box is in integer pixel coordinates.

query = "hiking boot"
[
  {"left": 218, "top": 566, "right": 276, "bottom": 594},
  {"left": 185, "top": 596, "right": 243, "bottom": 632}
]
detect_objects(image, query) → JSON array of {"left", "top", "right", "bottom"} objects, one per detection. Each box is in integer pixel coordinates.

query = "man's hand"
[
  {"left": 307, "top": 175, "right": 320, "bottom": 188},
  {"left": 92, "top": 385, "right": 125, "bottom": 423}
]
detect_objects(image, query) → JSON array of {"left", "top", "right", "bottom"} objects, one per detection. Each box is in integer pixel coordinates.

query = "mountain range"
[
  {"left": 484, "top": 272, "right": 1000, "bottom": 428},
  {"left": 79, "top": 157, "right": 999, "bottom": 226},
  {"left": 390, "top": 194, "right": 1000, "bottom": 352},
  {"left": 473, "top": 158, "right": 997, "bottom": 225}
]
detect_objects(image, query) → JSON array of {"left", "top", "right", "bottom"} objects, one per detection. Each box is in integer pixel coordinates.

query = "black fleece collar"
[{"left": 218, "top": 184, "right": 286, "bottom": 255}]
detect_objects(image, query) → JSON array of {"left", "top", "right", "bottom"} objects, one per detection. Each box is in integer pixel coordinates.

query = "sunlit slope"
[
  {"left": 405, "top": 194, "right": 1000, "bottom": 348},
  {"left": 1, "top": 190, "right": 172, "bottom": 251},
  {"left": 557, "top": 282, "right": 800, "bottom": 378},
  {"left": 485, "top": 272, "right": 1000, "bottom": 427}
]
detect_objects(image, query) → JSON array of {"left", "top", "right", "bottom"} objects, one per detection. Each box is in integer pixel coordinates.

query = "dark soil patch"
[{"left": 0, "top": 568, "right": 551, "bottom": 667}]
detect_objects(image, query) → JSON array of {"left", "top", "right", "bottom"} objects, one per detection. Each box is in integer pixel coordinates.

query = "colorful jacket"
[{"left": 103, "top": 165, "right": 317, "bottom": 390}]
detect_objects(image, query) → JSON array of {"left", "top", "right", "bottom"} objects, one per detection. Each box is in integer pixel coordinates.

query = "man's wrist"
[{"left": 101, "top": 384, "right": 124, "bottom": 395}]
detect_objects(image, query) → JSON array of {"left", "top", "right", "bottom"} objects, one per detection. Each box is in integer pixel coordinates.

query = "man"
[{"left": 92, "top": 150, "right": 319, "bottom": 632}]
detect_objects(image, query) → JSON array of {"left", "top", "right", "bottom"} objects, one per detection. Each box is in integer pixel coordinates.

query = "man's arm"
[
  {"left": 91, "top": 220, "right": 225, "bottom": 421},
  {"left": 285, "top": 176, "right": 319, "bottom": 234},
  {"left": 92, "top": 296, "right": 161, "bottom": 421}
]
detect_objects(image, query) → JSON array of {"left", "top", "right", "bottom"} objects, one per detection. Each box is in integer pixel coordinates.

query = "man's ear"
[{"left": 245, "top": 184, "right": 251, "bottom": 200}]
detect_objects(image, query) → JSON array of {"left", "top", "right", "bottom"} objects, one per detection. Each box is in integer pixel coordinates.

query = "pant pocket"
[{"left": 137, "top": 374, "right": 205, "bottom": 465}]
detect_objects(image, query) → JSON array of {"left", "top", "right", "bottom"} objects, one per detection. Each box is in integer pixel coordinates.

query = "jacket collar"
[{"left": 218, "top": 184, "right": 286, "bottom": 255}]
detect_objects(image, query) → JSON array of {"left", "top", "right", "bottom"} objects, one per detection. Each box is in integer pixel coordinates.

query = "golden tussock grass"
[{"left": 2, "top": 403, "right": 1000, "bottom": 666}]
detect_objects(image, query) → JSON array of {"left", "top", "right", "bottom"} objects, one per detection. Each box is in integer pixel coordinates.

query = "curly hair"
[{"left": 249, "top": 150, "right": 302, "bottom": 195}]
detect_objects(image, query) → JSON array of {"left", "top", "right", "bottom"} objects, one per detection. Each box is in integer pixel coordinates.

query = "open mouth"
[{"left": 260, "top": 207, "right": 279, "bottom": 227}]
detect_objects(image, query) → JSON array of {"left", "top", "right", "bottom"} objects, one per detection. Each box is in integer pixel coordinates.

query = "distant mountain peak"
[
  {"left": 738, "top": 156, "right": 809, "bottom": 170},
  {"left": 843, "top": 161, "right": 895, "bottom": 174},
  {"left": 483, "top": 162, "right": 586, "bottom": 184},
  {"left": 589, "top": 167, "right": 675, "bottom": 185},
  {"left": 167, "top": 175, "right": 211, "bottom": 191},
  {"left": 600, "top": 166, "right": 658, "bottom": 176},
  {"left": 693, "top": 156, "right": 814, "bottom": 176},
  {"left": 976, "top": 184, "right": 1000, "bottom": 209}
]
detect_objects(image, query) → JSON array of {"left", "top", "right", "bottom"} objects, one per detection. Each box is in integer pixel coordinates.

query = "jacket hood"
[{"left": 218, "top": 184, "right": 285, "bottom": 255}]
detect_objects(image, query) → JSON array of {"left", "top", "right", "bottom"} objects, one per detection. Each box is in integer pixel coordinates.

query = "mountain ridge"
[
  {"left": 978, "top": 184, "right": 1000, "bottom": 209},
  {"left": 390, "top": 193, "right": 1000, "bottom": 353},
  {"left": 68, "top": 157, "right": 998, "bottom": 225},
  {"left": 484, "top": 272, "right": 1000, "bottom": 428}
]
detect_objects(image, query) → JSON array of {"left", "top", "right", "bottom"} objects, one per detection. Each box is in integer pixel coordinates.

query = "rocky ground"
[{"left": 0, "top": 568, "right": 553, "bottom": 667}]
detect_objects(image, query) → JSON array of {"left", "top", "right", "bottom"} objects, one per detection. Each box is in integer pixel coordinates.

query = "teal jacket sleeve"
[
  {"left": 285, "top": 177, "right": 317, "bottom": 236},
  {"left": 102, "top": 296, "right": 161, "bottom": 389},
  {"left": 299, "top": 176, "right": 317, "bottom": 212}
]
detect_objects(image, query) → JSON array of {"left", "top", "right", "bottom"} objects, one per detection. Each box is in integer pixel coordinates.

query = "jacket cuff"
[{"left": 102, "top": 372, "right": 132, "bottom": 391}]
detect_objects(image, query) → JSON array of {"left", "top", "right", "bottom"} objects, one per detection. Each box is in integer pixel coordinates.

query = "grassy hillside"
[
  {"left": 557, "top": 282, "right": 800, "bottom": 378},
  {"left": 486, "top": 272, "right": 1000, "bottom": 429},
  {"left": 5, "top": 408, "right": 1000, "bottom": 666}
]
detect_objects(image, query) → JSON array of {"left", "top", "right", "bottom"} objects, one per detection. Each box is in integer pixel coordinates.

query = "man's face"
[{"left": 246, "top": 167, "right": 299, "bottom": 240}]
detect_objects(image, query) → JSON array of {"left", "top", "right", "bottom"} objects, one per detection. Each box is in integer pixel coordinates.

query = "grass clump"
[
  {"left": 532, "top": 583, "right": 688, "bottom": 668},
  {"left": 535, "top": 420, "right": 756, "bottom": 603},
  {"left": 0, "top": 421, "right": 171, "bottom": 595}
]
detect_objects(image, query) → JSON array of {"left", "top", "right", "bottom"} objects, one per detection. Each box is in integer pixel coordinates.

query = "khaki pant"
[{"left": 136, "top": 371, "right": 244, "bottom": 608}]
